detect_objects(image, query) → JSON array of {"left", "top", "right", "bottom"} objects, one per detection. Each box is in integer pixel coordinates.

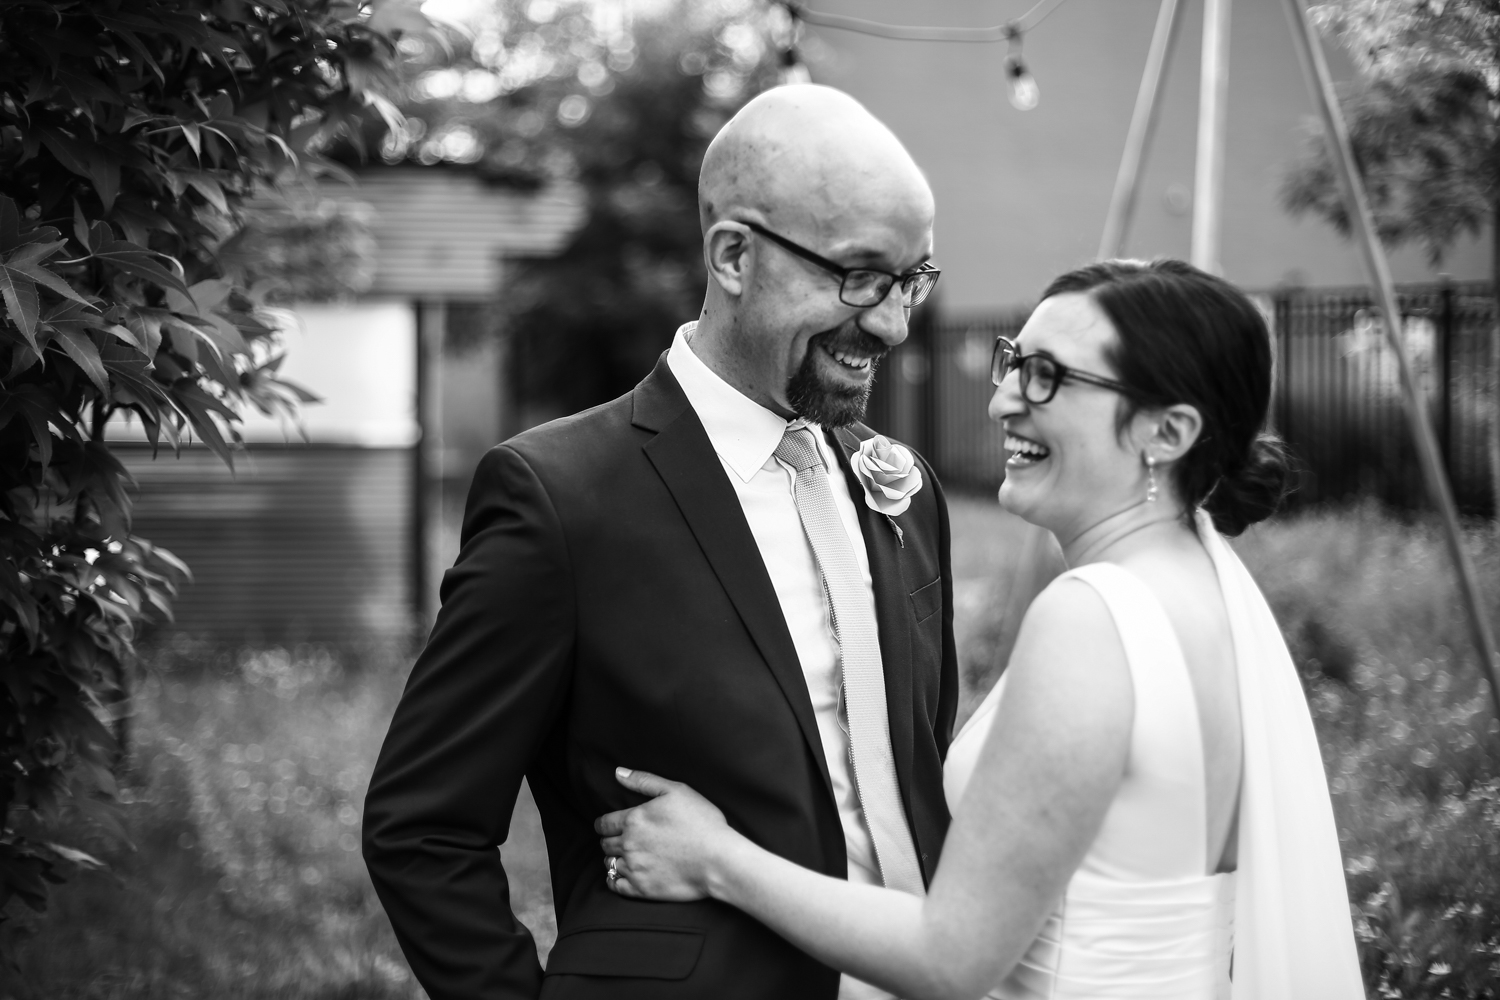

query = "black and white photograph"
[{"left": 1, "top": 1, "right": 1496, "bottom": 998}]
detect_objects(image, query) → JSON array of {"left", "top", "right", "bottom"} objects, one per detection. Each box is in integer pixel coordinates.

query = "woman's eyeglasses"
[{"left": 990, "top": 335, "right": 1137, "bottom": 404}]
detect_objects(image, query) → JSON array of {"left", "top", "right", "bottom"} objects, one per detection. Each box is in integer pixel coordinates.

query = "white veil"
[{"left": 1197, "top": 510, "right": 1365, "bottom": 1000}]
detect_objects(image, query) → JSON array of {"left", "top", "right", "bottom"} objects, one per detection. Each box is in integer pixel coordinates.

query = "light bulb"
[{"left": 1005, "top": 54, "right": 1039, "bottom": 111}]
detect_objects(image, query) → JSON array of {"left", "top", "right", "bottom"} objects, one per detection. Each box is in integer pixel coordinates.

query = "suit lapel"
[
  {"left": 832, "top": 427, "right": 917, "bottom": 817},
  {"left": 634, "top": 360, "right": 836, "bottom": 798}
]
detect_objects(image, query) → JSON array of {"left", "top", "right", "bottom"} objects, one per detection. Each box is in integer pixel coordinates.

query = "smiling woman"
[{"left": 993, "top": 259, "right": 1292, "bottom": 541}]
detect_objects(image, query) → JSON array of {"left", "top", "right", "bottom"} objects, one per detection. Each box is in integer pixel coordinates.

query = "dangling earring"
[{"left": 1145, "top": 455, "right": 1159, "bottom": 503}]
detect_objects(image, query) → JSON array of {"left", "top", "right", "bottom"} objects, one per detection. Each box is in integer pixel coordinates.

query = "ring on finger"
[{"left": 606, "top": 855, "right": 619, "bottom": 884}]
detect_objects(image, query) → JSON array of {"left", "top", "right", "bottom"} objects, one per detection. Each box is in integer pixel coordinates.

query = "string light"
[
  {"left": 1002, "top": 25, "right": 1040, "bottom": 111},
  {"left": 780, "top": 2, "right": 1067, "bottom": 111},
  {"left": 783, "top": 1, "right": 1068, "bottom": 43}
]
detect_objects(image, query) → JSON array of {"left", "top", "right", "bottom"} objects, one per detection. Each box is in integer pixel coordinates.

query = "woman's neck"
[{"left": 1057, "top": 497, "right": 1193, "bottom": 569}]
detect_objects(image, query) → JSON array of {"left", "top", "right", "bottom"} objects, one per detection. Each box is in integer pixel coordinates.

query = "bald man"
[{"left": 364, "top": 85, "right": 959, "bottom": 1000}]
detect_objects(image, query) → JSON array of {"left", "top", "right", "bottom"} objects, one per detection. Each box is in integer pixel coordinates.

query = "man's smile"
[{"left": 827, "top": 344, "right": 874, "bottom": 372}]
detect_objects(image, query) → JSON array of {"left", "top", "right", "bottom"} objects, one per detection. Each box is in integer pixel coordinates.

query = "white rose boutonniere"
[{"left": 852, "top": 434, "right": 924, "bottom": 518}]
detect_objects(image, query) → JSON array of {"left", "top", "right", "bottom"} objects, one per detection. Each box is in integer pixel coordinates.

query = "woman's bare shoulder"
[{"left": 1003, "top": 573, "right": 1133, "bottom": 726}]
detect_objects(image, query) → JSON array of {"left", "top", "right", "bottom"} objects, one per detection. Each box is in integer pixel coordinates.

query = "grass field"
[{"left": 4, "top": 498, "right": 1498, "bottom": 998}]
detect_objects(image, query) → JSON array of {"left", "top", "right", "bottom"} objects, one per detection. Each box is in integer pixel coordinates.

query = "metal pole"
[
  {"left": 1281, "top": 0, "right": 1500, "bottom": 723},
  {"left": 1098, "top": 0, "right": 1184, "bottom": 260},
  {"left": 1440, "top": 281, "right": 1454, "bottom": 479},
  {"left": 1191, "top": 0, "right": 1230, "bottom": 274}
]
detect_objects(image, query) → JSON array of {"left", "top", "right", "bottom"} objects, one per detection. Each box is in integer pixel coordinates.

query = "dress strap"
[{"left": 1060, "top": 563, "right": 1210, "bottom": 876}]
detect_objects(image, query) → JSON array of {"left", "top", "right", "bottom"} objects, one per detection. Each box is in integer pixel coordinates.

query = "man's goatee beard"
[{"left": 786, "top": 331, "right": 885, "bottom": 428}]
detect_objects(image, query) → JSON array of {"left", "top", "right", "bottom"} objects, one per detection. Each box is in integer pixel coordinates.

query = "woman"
[{"left": 594, "top": 260, "right": 1364, "bottom": 1000}]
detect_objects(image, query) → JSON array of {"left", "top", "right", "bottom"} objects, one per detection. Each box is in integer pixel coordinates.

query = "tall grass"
[
  {"left": 0, "top": 638, "right": 555, "bottom": 999},
  {"left": 5, "top": 502, "right": 1499, "bottom": 998}
]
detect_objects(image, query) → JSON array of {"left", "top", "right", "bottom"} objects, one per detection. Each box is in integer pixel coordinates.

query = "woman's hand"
[{"left": 594, "top": 767, "right": 739, "bottom": 902}]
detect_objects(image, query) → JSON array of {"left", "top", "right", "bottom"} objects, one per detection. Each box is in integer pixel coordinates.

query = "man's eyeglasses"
[
  {"left": 742, "top": 220, "right": 940, "bottom": 309},
  {"left": 991, "top": 335, "right": 1137, "bottom": 404}
]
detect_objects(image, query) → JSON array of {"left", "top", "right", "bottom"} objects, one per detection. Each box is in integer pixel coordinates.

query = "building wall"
[
  {"left": 809, "top": 0, "right": 1490, "bottom": 312},
  {"left": 121, "top": 301, "right": 422, "bottom": 644},
  {"left": 122, "top": 446, "right": 415, "bottom": 643},
  {"left": 120, "top": 169, "right": 582, "bottom": 642},
  {"left": 318, "top": 167, "right": 583, "bottom": 297}
]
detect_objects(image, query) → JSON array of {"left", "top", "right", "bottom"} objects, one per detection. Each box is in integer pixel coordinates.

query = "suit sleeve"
[
  {"left": 363, "top": 445, "right": 574, "bottom": 1000},
  {"left": 926, "top": 456, "right": 960, "bottom": 759}
]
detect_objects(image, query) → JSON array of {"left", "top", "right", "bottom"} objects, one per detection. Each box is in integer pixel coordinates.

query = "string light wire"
[{"left": 784, "top": 0, "right": 1069, "bottom": 44}]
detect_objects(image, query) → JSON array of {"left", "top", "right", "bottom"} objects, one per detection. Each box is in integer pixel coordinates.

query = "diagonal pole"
[
  {"left": 1098, "top": 0, "right": 1184, "bottom": 260},
  {"left": 1192, "top": 0, "right": 1231, "bottom": 274},
  {"left": 1281, "top": 0, "right": 1500, "bottom": 724}
]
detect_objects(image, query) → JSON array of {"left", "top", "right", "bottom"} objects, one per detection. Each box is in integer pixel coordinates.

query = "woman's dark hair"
[{"left": 1040, "top": 258, "right": 1291, "bottom": 536}]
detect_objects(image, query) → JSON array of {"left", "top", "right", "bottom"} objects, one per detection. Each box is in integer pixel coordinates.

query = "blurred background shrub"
[{"left": 370, "top": 0, "right": 794, "bottom": 421}]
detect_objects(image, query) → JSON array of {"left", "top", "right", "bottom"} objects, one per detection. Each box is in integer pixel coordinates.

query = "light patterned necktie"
[{"left": 774, "top": 425, "right": 925, "bottom": 896}]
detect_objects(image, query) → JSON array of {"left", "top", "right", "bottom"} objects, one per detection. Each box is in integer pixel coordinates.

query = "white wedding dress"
[{"left": 942, "top": 512, "right": 1365, "bottom": 1000}]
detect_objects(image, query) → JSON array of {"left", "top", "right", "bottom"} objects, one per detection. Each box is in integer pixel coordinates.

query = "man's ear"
[
  {"left": 1143, "top": 402, "right": 1204, "bottom": 463},
  {"left": 704, "top": 221, "right": 751, "bottom": 297}
]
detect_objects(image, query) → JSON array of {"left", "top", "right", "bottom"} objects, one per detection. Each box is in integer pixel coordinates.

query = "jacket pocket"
[
  {"left": 545, "top": 925, "right": 706, "bottom": 980},
  {"left": 909, "top": 577, "right": 942, "bottom": 623}
]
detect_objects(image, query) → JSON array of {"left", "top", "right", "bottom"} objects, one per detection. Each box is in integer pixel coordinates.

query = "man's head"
[{"left": 691, "top": 85, "right": 935, "bottom": 427}]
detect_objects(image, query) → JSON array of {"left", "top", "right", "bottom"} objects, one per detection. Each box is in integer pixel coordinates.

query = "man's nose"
[{"left": 858, "top": 283, "right": 911, "bottom": 347}]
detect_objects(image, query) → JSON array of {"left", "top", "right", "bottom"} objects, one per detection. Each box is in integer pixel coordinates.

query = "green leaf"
[
  {"left": 6, "top": 240, "right": 65, "bottom": 268},
  {"left": 43, "top": 843, "right": 107, "bottom": 871},
  {"left": 11, "top": 259, "right": 96, "bottom": 311},
  {"left": 123, "top": 308, "right": 165, "bottom": 358},
  {"left": 184, "top": 173, "right": 229, "bottom": 214},
  {"left": 180, "top": 122, "right": 202, "bottom": 159},
  {"left": 0, "top": 196, "right": 20, "bottom": 252},
  {"left": 0, "top": 264, "right": 41, "bottom": 354},
  {"left": 163, "top": 316, "right": 200, "bottom": 363},
  {"left": 164, "top": 278, "right": 232, "bottom": 318},
  {"left": 72, "top": 201, "right": 90, "bottom": 249},
  {"left": 0, "top": 570, "right": 40, "bottom": 642},
  {"left": 101, "top": 322, "right": 146, "bottom": 353},
  {"left": 171, "top": 382, "right": 239, "bottom": 468},
  {"left": 0, "top": 854, "right": 52, "bottom": 912},
  {"left": 54, "top": 328, "right": 109, "bottom": 396},
  {"left": 93, "top": 241, "right": 191, "bottom": 298},
  {"left": 4, "top": 341, "right": 40, "bottom": 379},
  {"left": 38, "top": 127, "right": 122, "bottom": 213},
  {"left": 0, "top": 384, "right": 70, "bottom": 469}
]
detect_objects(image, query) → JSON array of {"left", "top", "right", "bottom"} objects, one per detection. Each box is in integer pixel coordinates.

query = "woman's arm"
[{"left": 598, "top": 578, "right": 1134, "bottom": 1000}]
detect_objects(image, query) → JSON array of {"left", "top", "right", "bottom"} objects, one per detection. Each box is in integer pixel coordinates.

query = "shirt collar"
[{"left": 667, "top": 322, "right": 831, "bottom": 482}]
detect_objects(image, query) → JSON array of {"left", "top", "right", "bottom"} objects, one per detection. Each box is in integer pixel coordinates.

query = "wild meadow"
[{"left": 2, "top": 499, "right": 1497, "bottom": 999}]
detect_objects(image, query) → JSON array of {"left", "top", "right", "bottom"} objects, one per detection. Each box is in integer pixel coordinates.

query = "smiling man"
[{"left": 363, "top": 84, "right": 959, "bottom": 1000}]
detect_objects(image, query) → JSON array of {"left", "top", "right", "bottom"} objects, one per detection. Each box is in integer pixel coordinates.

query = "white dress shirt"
[{"left": 668, "top": 323, "right": 895, "bottom": 1000}]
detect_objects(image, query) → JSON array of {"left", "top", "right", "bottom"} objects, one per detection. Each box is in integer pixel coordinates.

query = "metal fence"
[{"left": 865, "top": 282, "right": 1497, "bottom": 515}]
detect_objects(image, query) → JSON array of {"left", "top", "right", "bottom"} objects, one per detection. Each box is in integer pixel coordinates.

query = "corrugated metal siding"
[
  {"left": 325, "top": 167, "right": 584, "bottom": 298},
  {"left": 119, "top": 446, "right": 414, "bottom": 643}
]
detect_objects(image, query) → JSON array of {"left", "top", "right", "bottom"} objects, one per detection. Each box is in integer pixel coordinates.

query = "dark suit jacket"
[{"left": 363, "top": 354, "right": 959, "bottom": 999}]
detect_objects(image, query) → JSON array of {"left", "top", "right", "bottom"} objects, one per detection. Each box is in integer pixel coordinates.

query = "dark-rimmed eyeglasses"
[
  {"left": 991, "top": 335, "right": 1136, "bottom": 404},
  {"left": 742, "top": 220, "right": 940, "bottom": 309}
]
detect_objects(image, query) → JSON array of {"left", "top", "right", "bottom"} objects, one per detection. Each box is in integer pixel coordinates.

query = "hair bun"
[{"left": 1203, "top": 433, "right": 1292, "bottom": 536}]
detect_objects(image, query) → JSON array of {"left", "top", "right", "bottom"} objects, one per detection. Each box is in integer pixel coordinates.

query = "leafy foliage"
[
  {"left": 0, "top": 0, "right": 429, "bottom": 930},
  {"left": 1281, "top": 0, "right": 1499, "bottom": 263},
  {"left": 217, "top": 192, "right": 379, "bottom": 303},
  {"left": 387, "top": 0, "right": 794, "bottom": 417}
]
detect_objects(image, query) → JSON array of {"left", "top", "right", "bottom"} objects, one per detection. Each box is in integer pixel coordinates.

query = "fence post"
[
  {"left": 1439, "top": 280, "right": 1454, "bottom": 480},
  {"left": 919, "top": 310, "right": 939, "bottom": 468},
  {"left": 1272, "top": 290, "right": 1292, "bottom": 441}
]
